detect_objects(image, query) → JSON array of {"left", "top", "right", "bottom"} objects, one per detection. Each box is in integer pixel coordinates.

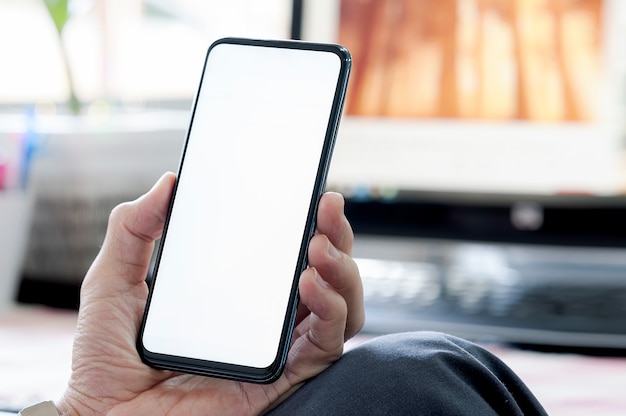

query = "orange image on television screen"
[{"left": 339, "top": 0, "right": 603, "bottom": 122}]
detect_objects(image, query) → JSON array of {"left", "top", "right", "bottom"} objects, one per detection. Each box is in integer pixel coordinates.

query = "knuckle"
[{"left": 107, "top": 201, "right": 133, "bottom": 228}]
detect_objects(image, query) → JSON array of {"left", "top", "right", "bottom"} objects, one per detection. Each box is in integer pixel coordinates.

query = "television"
[{"left": 295, "top": 0, "right": 626, "bottom": 348}]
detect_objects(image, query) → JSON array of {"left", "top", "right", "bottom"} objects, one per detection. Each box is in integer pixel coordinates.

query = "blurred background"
[
  {"left": 0, "top": 0, "right": 291, "bottom": 307},
  {"left": 301, "top": 0, "right": 626, "bottom": 350},
  {"left": 1, "top": 0, "right": 626, "bottom": 358},
  {"left": 2, "top": 0, "right": 626, "bottom": 414}
]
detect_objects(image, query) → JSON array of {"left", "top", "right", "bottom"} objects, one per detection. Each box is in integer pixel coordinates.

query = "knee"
[
  {"left": 271, "top": 332, "right": 545, "bottom": 415},
  {"left": 333, "top": 332, "right": 485, "bottom": 404},
  {"left": 345, "top": 331, "right": 511, "bottom": 390},
  {"left": 340, "top": 331, "right": 544, "bottom": 415},
  {"left": 346, "top": 331, "right": 485, "bottom": 371}
]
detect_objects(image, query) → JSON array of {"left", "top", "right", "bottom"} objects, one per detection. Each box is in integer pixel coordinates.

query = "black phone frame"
[{"left": 137, "top": 37, "right": 351, "bottom": 383}]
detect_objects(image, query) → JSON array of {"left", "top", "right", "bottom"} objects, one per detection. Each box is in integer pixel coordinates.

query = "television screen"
[
  {"left": 299, "top": 0, "right": 626, "bottom": 247},
  {"left": 296, "top": 0, "right": 626, "bottom": 349}
]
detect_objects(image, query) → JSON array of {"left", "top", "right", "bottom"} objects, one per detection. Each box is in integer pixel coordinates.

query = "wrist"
[
  {"left": 55, "top": 388, "right": 86, "bottom": 416},
  {"left": 55, "top": 398, "right": 76, "bottom": 416}
]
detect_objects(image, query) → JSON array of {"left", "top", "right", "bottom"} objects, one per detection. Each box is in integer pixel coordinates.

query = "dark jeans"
[{"left": 270, "top": 332, "right": 548, "bottom": 415}]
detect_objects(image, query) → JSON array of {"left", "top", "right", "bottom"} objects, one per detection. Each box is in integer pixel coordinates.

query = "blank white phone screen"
[{"left": 142, "top": 42, "right": 342, "bottom": 369}]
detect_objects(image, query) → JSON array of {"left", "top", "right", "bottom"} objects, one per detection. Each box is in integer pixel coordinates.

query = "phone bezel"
[{"left": 137, "top": 37, "right": 351, "bottom": 383}]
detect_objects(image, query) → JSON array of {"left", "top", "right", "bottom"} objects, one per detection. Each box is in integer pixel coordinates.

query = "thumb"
[{"left": 82, "top": 172, "right": 175, "bottom": 296}]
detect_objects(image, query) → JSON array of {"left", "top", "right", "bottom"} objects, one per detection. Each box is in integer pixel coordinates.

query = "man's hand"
[{"left": 57, "top": 172, "right": 363, "bottom": 415}]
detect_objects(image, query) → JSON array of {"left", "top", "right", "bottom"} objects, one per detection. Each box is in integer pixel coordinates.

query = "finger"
[
  {"left": 291, "top": 267, "right": 347, "bottom": 362},
  {"left": 308, "top": 233, "right": 364, "bottom": 339},
  {"left": 316, "top": 192, "right": 354, "bottom": 255},
  {"left": 83, "top": 172, "right": 176, "bottom": 294},
  {"left": 294, "top": 192, "right": 353, "bottom": 327}
]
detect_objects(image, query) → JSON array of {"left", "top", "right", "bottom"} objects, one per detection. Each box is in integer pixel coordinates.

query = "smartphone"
[{"left": 137, "top": 38, "right": 351, "bottom": 383}]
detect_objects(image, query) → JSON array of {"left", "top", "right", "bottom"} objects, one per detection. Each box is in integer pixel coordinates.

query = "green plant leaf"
[
  {"left": 43, "top": 0, "right": 69, "bottom": 34},
  {"left": 43, "top": 0, "right": 81, "bottom": 114}
]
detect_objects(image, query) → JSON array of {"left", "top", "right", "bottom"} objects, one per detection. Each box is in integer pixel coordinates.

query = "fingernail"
[{"left": 327, "top": 240, "right": 341, "bottom": 259}]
